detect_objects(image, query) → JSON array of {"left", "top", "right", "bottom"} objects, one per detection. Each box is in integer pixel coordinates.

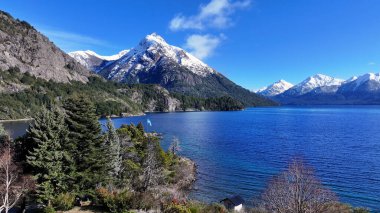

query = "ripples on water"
[
  {"left": 100, "top": 106, "right": 380, "bottom": 210},
  {"left": 5, "top": 106, "right": 380, "bottom": 210}
]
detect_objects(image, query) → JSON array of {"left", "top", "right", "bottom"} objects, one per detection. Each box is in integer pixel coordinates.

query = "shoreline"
[
  {"left": 1, "top": 108, "right": 248, "bottom": 122},
  {"left": 0, "top": 118, "right": 33, "bottom": 123}
]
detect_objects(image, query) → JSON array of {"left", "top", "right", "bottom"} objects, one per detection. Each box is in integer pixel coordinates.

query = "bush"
[
  {"left": 129, "top": 192, "right": 157, "bottom": 210},
  {"left": 202, "top": 203, "right": 227, "bottom": 213},
  {"left": 43, "top": 205, "right": 56, "bottom": 213},
  {"left": 186, "top": 202, "right": 206, "bottom": 213},
  {"left": 52, "top": 192, "right": 75, "bottom": 211},
  {"left": 96, "top": 188, "right": 133, "bottom": 213},
  {"left": 164, "top": 204, "right": 191, "bottom": 213}
]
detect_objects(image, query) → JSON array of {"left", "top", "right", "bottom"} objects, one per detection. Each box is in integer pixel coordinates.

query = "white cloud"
[
  {"left": 169, "top": 0, "right": 251, "bottom": 31},
  {"left": 185, "top": 34, "right": 225, "bottom": 59},
  {"left": 368, "top": 62, "right": 376, "bottom": 66},
  {"left": 37, "top": 27, "right": 111, "bottom": 52}
]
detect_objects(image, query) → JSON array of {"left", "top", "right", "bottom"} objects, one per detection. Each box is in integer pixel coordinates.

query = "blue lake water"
[
  {"left": 3, "top": 106, "right": 380, "bottom": 210},
  {"left": 100, "top": 106, "right": 380, "bottom": 210}
]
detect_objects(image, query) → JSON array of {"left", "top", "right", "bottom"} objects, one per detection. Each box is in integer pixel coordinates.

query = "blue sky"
[{"left": 1, "top": 0, "right": 380, "bottom": 89}]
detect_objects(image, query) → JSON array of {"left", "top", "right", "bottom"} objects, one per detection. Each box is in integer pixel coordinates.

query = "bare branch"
[
  {"left": 260, "top": 159, "right": 337, "bottom": 213},
  {"left": 0, "top": 141, "right": 35, "bottom": 213}
]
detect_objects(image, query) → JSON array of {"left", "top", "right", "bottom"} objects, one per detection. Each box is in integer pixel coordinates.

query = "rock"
[{"left": 0, "top": 11, "right": 91, "bottom": 83}]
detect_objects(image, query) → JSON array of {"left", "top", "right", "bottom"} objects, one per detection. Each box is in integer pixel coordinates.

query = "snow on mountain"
[
  {"left": 69, "top": 49, "right": 129, "bottom": 62},
  {"left": 338, "top": 73, "right": 380, "bottom": 93},
  {"left": 68, "top": 50, "right": 129, "bottom": 72},
  {"left": 344, "top": 76, "right": 358, "bottom": 83},
  {"left": 103, "top": 33, "right": 216, "bottom": 81},
  {"left": 256, "top": 80, "right": 294, "bottom": 96},
  {"left": 285, "top": 74, "right": 344, "bottom": 96},
  {"left": 93, "top": 33, "right": 276, "bottom": 106},
  {"left": 353, "top": 73, "right": 380, "bottom": 88},
  {"left": 102, "top": 50, "right": 130, "bottom": 61}
]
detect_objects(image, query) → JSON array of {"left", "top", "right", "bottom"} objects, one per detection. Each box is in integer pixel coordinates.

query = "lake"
[{"left": 3, "top": 106, "right": 380, "bottom": 210}]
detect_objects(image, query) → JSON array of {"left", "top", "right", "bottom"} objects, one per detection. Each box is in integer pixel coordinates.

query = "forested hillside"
[{"left": 0, "top": 68, "right": 245, "bottom": 120}]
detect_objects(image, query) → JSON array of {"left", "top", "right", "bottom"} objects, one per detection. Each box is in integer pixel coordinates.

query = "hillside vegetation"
[{"left": 0, "top": 68, "right": 246, "bottom": 120}]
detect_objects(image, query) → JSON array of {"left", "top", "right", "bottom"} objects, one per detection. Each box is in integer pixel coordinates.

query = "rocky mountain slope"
[
  {"left": 0, "top": 11, "right": 90, "bottom": 83},
  {"left": 71, "top": 33, "right": 276, "bottom": 107},
  {"left": 261, "top": 73, "right": 380, "bottom": 104}
]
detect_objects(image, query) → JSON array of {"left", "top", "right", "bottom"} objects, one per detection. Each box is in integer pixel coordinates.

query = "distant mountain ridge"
[
  {"left": 258, "top": 73, "right": 380, "bottom": 104},
  {"left": 68, "top": 50, "right": 129, "bottom": 73},
  {"left": 70, "top": 33, "right": 276, "bottom": 106},
  {"left": 0, "top": 10, "right": 90, "bottom": 83},
  {"left": 256, "top": 80, "right": 294, "bottom": 97}
]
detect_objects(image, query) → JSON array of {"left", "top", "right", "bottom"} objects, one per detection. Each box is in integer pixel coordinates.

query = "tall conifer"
[
  {"left": 26, "top": 106, "right": 69, "bottom": 205},
  {"left": 63, "top": 97, "right": 107, "bottom": 194},
  {"left": 104, "top": 118, "right": 122, "bottom": 185}
]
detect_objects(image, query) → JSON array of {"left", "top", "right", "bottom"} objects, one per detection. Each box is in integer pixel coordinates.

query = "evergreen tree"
[
  {"left": 0, "top": 123, "right": 7, "bottom": 143},
  {"left": 137, "top": 122, "right": 144, "bottom": 133},
  {"left": 63, "top": 97, "right": 107, "bottom": 195},
  {"left": 26, "top": 106, "right": 69, "bottom": 205},
  {"left": 104, "top": 118, "right": 122, "bottom": 185}
]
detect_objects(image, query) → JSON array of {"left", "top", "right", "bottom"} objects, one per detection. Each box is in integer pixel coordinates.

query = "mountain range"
[
  {"left": 258, "top": 73, "right": 380, "bottom": 104},
  {"left": 1, "top": 10, "right": 265, "bottom": 119},
  {"left": 0, "top": 9, "right": 274, "bottom": 116},
  {"left": 68, "top": 33, "right": 275, "bottom": 106}
]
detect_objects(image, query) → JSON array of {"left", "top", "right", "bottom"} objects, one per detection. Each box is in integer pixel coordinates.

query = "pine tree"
[
  {"left": 26, "top": 106, "right": 69, "bottom": 205},
  {"left": 63, "top": 97, "right": 107, "bottom": 195},
  {"left": 137, "top": 122, "right": 144, "bottom": 133},
  {"left": 104, "top": 118, "right": 122, "bottom": 185},
  {"left": 0, "top": 123, "right": 7, "bottom": 143}
]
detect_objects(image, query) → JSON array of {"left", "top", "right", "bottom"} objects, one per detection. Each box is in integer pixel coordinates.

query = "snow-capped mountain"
[
  {"left": 68, "top": 50, "right": 129, "bottom": 72},
  {"left": 256, "top": 80, "right": 294, "bottom": 96},
  {"left": 352, "top": 73, "right": 380, "bottom": 90},
  {"left": 284, "top": 74, "right": 344, "bottom": 96},
  {"left": 100, "top": 33, "right": 215, "bottom": 81},
  {"left": 70, "top": 33, "right": 276, "bottom": 106},
  {"left": 265, "top": 73, "right": 380, "bottom": 104},
  {"left": 339, "top": 73, "right": 380, "bottom": 93}
]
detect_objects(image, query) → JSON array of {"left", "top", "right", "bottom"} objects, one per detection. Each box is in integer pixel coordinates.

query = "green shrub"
[
  {"left": 43, "top": 205, "right": 56, "bottom": 213},
  {"left": 96, "top": 188, "right": 133, "bottom": 213},
  {"left": 202, "top": 203, "right": 227, "bottom": 213},
  {"left": 187, "top": 201, "right": 206, "bottom": 213},
  {"left": 164, "top": 204, "right": 191, "bottom": 213},
  {"left": 52, "top": 192, "right": 75, "bottom": 211}
]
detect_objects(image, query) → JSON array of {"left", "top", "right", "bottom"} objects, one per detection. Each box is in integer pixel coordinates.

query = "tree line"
[{"left": 0, "top": 68, "right": 245, "bottom": 120}]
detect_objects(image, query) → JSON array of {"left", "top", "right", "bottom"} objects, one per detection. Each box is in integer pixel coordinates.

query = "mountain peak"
[
  {"left": 314, "top": 73, "right": 329, "bottom": 78},
  {"left": 345, "top": 76, "right": 358, "bottom": 83},
  {"left": 68, "top": 49, "right": 130, "bottom": 72},
  {"left": 100, "top": 33, "right": 216, "bottom": 80},
  {"left": 138, "top": 33, "right": 169, "bottom": 48},
  {"left": 307, "top": 74, "right": 334, "bottom": 81},
  {"left": 282, "top": 74, "right": 344, "bottom": 96},
  {"left": 69, "top": 49, "right": 129, "bottom": 61},
  {"left": 354, "top": 73, "right": 380, "bottom": 87},
  {"left": 303, "top": 74, "right": 343, "bottom": 85},
  {"left": 257, "top": 80, "right": 294, "bottom": 96},
  {"left": 145, "top": 33, "right": 166, "bottom": 43},
  {"left": 277, "top": 79, "right": 291, "bottom": 84}
]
